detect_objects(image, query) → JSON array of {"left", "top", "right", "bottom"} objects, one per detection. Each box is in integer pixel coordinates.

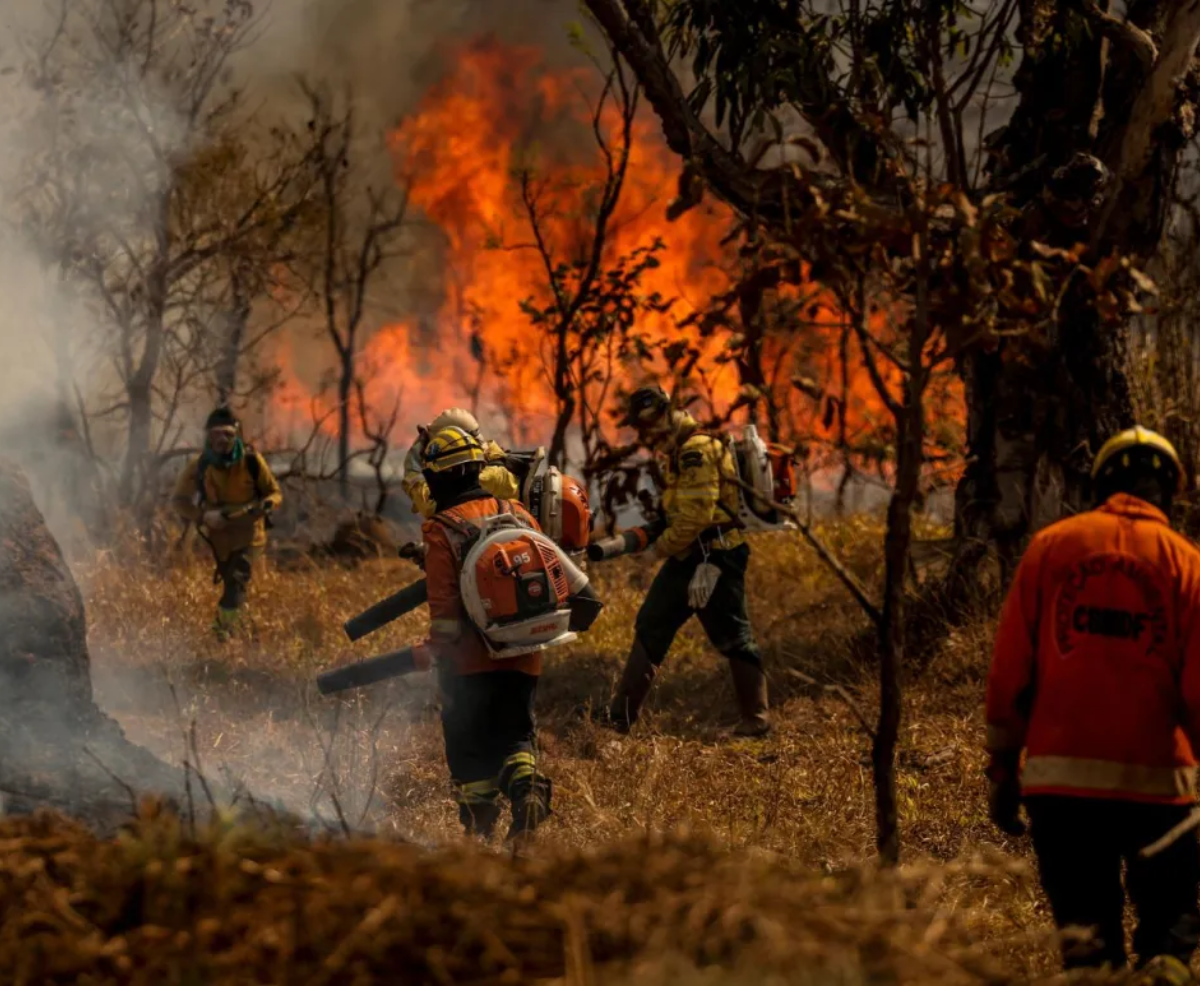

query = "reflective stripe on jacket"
[
  {"left": 985, "top": 493, "right": 1200, "bottom": 803},
  {"left": 403, "top": 440, "right": 518, "bottom": 519},
  {"left": 422, "top": 495, "right": 542, "bottom": 677}
]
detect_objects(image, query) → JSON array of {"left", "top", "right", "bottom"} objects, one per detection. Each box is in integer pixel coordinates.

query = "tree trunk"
[
  {"left": 338, "top": 354, "right": 353, "bottom": 502},
  {"left": 875, "top": 375, "right": 924, "bottom": 866},
  {"left": 216, "top": 278, "right": 250, "bottom": 405},
  {"left": 947, "top": 0, "right": 1197, "bottom": 589},
  {"left": 548, "top": 330, "right": 575, "bottom": 469},
  {"left": 120, "top": 354, "right": 159, "bottom": 510}
]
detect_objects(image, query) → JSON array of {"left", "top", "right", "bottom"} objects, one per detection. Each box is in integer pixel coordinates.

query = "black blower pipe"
[
  {"left": 585, "top": 519, "right": 665, "bottom": 562},
  {"left": 316, "top": 646, "right": 425, "bottom": 695},
  {"left": 343, "top": 579, "right": 429, "bottom": 642}
]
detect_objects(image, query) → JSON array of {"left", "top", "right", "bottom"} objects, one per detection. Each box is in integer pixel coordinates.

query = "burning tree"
[
  {"left": 511, "top": 50, "right": 642, "bottom": 469},
  {"left": 296, "top": 82, "right": 410, "bottom": 502},
  {"left": 581, "top": 0, "right": 1200, "bottom": 591},
  {"left": 561, "top": 1, "right": 1166, "bottom": 862}
]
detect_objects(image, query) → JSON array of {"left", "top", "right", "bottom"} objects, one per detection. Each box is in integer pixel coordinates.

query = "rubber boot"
[
  {"left": 212, "top": 606, "right": 241, "bottom": 642},
  {"left": 728, "top": 659, "right": 770, "bottom": 737},
  {"left": 601, "top": 640, "right": 657, "bottom": 733},
  {"left": 505, "top": 775, "right": 552, "bottom": 848}
]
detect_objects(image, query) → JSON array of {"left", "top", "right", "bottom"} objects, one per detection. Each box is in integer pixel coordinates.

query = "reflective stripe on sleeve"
[{"left": 1023, "top": 756, "right": 1198, "bottom": 799}]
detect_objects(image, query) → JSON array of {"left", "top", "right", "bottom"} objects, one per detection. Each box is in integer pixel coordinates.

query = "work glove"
[
  {"left": 203, "top": 509, "right": 227, "bottom": 531},
  {"left": 688, "top": 560, "right": 721, "bottom": 610},
  {"left": 986, "top": 751, "right": 1027, "bottom": 837},
  {"left": 403, "top": 429, "right": 428, "bottom": 479},
  {"left": 398, "top": 541, "right": 427, "bottom": 570},
  {"left": 988, "top": 778, "right": 1026, "bottom": 836}
]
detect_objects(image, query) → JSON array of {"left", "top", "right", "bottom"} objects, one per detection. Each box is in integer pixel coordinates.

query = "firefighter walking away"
[
  {"left": 986, "top": 425, "right": 1200, "bottom": 979},
  {"left": 598, "top": 384, "right": 769, "bottom": 737},
  {"left": 172, "top": 407, "right": 282, "bottom": 640},
  {"left": 412, "top": 424, "right": 602, "bottom": 846}
]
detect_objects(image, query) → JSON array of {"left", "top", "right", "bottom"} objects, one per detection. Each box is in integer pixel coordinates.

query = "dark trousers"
[
  {"left": 216, "top": 547, "right": 259, "bottom": 610},
  {"left": 634, "top": 542, "right": 761, "bottom": 667},
  {"left": 437, "top": 666, "right": 538, "bottom": 788},
  {"left": 1026, "top": 795, "right": 1200, "bottom": 969}
]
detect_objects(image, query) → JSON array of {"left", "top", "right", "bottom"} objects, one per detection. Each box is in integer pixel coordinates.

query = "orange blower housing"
[
  {"left": 521, "top": 466, "right": 592, "bottom": 552},
  {"left": 459, "top": 515, "right": 585, "bottom": 657}
]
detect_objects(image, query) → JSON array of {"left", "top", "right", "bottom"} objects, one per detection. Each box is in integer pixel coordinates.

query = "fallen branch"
[{"left": 785, "top": 665, "right": 877, "bottom": 740}]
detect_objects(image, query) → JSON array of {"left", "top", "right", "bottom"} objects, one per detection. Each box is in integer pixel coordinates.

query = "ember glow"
[{"left": 269, "top": 38, "right": 963, "bottom": 473}]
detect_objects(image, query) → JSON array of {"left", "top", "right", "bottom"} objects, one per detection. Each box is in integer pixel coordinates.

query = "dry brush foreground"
[{"left": 13, "top": 519, "right": 1080, "bottom": 982}]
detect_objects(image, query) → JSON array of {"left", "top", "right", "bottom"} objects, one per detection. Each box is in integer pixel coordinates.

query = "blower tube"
[
  {"left": 343, "top": 579, "right": 429, "bottom": 642},
  {"left": 316, "top": 646, "right": 432, "bottom": 695}
]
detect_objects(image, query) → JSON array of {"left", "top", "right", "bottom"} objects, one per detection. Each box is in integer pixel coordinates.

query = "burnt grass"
[{"left": 9, "top": 515, "right": 1097, "bottom": 983}]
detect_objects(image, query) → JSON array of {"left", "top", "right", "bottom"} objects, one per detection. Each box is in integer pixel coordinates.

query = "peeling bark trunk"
[
  {"left": 216, "top": 279, "right": 251, "bottom": 405},
  {"left": 951, "top": 0, "right": 1199, "bottom": 583}
]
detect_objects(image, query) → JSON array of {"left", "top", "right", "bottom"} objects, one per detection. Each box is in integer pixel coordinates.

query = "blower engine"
[
  {"left": 508, "top": 447, "right": 592, "bottom": 553},
  {"left": 339, "top": 450, "right": 593, "bottom": 645},
  {"left": 459, "top": 513, "right": 586, "bottom": 658},
  {"left": 727, "top": 424, "right": 797, "bottom": 533}
]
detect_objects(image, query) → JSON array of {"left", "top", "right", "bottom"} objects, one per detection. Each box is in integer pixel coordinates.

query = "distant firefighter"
[
  {"left": 411, "top": 425, "right": 602, "bottom": 845},
  {"left": 172, "top": 407, "right": 282, "bottom": 639},
  {"left": 597, "top": 384, "right": 769, "bottom": 737},
  {"left": 986, "top": 426, "right": 1200, "bottom": 976},
  {"left": 401, "top": 407, "right": 518, "bottom": 518}
]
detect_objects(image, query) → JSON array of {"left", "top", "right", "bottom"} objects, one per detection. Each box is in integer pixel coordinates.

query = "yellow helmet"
[
  {"left": 1092, "top": 425, "right": 1185, "bottom": 493},
  {"left": 421, "top": 425, "right": 487, "bottom": 473}
]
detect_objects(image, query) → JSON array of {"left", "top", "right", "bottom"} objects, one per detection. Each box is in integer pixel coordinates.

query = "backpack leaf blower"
[{"left": 342, "top": 458, "right": 592, "bottom": 643}]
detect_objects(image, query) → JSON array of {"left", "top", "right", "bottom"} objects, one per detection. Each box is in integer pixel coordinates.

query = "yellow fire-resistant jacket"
[
  {"left": 656, "top": 414, "right": 745, "bottom": 559},
  {"left": 402, "top": 438, "right": 519, "bottom": 519},
  {"left": 172, "top": 450, "right": 283, "bottom": 561}
]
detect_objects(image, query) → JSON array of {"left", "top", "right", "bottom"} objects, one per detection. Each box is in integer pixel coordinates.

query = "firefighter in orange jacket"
[
  {"left": 986, "top": 426, "right": 1200, "bottom": 974},
  {"left": 414, "top": 425, "right": 600, "bottom": 843}
]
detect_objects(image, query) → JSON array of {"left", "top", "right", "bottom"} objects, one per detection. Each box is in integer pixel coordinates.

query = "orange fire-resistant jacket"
[
  {"left": 422, "top": 495, "right": 542, "bottom": 678},
  {"left": 986, "top": 493, "right": 1200, "bottom": 804}
]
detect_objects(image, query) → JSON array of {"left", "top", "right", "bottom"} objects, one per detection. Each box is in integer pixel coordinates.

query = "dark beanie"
[{"left": 205, "top": 406, "right": 240, "bottom": 430}]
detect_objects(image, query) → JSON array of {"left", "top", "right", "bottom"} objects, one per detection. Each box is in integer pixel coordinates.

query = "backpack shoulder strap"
[
  {"left": 432, "top": 506, "right": 482, "bottom": 561},
  {"left": 195, "top": 456, "right": 209, "bottom": 505},
  {"left": 245, "top": 445, "right": 263, "bottom": 493}
]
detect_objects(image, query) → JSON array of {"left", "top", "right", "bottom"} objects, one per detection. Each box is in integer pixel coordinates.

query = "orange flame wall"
[{"left": 269, "top": 38, "right": 963, "bottom": 476}]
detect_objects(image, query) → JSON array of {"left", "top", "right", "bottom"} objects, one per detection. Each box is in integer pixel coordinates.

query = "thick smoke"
[{"left": 0, "top": 0, "right": 600, "bottom": 829}]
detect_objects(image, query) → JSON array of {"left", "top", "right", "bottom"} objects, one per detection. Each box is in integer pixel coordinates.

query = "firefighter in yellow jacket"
[
  {"left": 172, "top": 407, "right": 283, "bottom": 638},
  {"left": 402, "top": 407, "right": 518, "bottom": 518},
  {"left": 601, "top": 384, "right": 769, "bottom": 736}
]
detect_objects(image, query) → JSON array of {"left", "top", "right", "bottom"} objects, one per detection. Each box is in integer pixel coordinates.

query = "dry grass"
[
  {"left": 0, "top": 805, "right": 1052, "bottom": 986},
  {"left": 53, "top": 515, "right": 1069, "bottom": 981}
]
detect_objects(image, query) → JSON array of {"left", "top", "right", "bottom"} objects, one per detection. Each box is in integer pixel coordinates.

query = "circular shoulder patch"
[{"left": 1052, "top": 552, "right": 1169, "bottom": 659}]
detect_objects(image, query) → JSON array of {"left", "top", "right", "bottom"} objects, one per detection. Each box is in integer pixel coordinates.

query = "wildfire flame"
[{"left": 268, "top": 38, "right": 963, "bottom": 481}]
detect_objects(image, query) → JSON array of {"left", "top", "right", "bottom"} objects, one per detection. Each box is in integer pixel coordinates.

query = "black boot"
[
  {"left": 458, "top": 800, "right": 502, "bottom": 839},
  {"left": 506, "top": 775, "right": 552, "bottom": 846},
  {"left": 599, "top": 639, "right": 657, "bottom": 733},
  {"left": 728, "top": 658, "right": 770, "bottom": 737}
]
